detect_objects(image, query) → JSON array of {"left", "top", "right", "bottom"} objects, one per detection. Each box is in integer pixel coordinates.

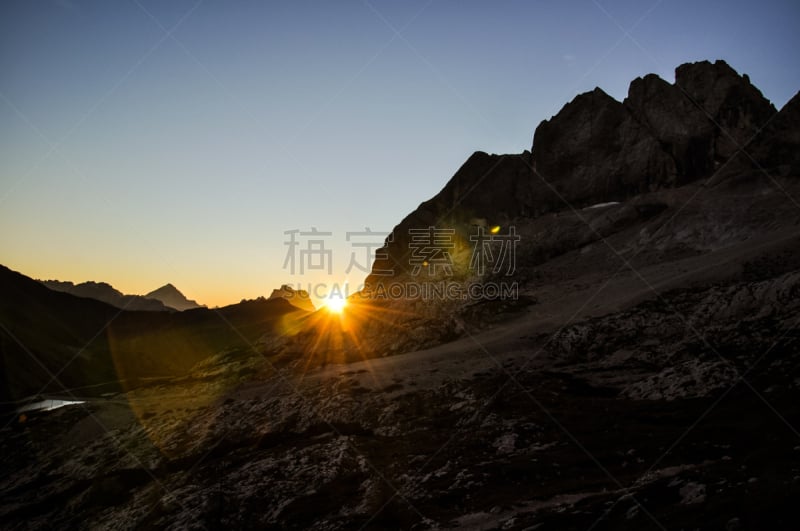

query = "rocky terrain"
[{"left": 1, "top": 60, "right": 799, "bottom": 529}]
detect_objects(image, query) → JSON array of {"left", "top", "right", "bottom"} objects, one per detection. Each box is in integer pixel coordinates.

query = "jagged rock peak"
[
  {"left": 268, "top": 285, "right": 316, "bottom": 312},
  {"left": 532, "top": 59, "right": 778, "bottom": 200},
  {"left": 674, "top": 59, "right": 766, "bottom": 112}
]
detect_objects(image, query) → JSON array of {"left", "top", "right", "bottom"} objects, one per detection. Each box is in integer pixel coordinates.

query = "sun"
[{"left": 324, "top": 295, "right": 347, "bottom": 314}]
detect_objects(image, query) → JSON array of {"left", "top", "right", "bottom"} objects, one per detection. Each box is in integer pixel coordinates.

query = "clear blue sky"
[{"left": 1, "top": 0, "right": 798, "bottom": 306}]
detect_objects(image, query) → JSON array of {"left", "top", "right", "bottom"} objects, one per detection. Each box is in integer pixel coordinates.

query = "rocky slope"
[
  {"left": 2, "top": 255, "right": 798, "bottom": 528},
  {"left": 1, "top": 60, "right": 799, "bottom": 529}
]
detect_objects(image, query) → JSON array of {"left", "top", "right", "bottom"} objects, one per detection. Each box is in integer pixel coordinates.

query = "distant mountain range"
[
  {"left": 1, "top": 265, "right": 312, "bottom": 406},
  {"left": 40, "top": 279, "right": 204, "bottom": 312}
]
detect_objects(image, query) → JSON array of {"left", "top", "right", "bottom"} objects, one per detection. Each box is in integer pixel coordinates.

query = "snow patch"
[{"left": 583, "top": 201, "right": 620, "bottom": 210}]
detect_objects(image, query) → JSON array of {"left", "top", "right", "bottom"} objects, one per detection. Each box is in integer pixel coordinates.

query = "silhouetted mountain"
[
  {"left": 268, "top": 284, "right": 316, "bottom": 312},
  {"left": 367, "top": 60, "right": 793, "bottom": 287},
  {"left": 145, "top": 283, "right": 203, "bottom": 311},
  {"left": 1, "top": 265, "right": 304, "bottom": 407},
  {"left": 41, "top": 279, "right": 171, "bottom": 311}
]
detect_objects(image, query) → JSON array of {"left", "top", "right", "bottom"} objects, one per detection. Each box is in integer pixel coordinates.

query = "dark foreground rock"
[{"left": 2, "top": 267, "right": 799, "bottom": 529}]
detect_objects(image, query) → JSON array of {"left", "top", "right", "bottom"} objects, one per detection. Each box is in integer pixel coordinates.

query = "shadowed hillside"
[{"left": 1, "top": 265, "right": 308, "bottom": 407}]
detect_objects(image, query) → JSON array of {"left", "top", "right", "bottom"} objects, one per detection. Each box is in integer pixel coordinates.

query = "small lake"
[{"left": 17, "top": 398, "right": 84, "bottom": 413}]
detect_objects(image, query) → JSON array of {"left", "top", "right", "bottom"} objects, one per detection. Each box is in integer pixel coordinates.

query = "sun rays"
[
  {"left": 281, "top": 292, "right": 420, "bottom": 381},
  {"left": 324, "top": 294, "right": 347, "bottom": 314}
]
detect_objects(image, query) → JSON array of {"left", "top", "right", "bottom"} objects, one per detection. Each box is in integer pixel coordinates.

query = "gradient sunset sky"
[{"left": 1, "top": 0, "right": 799, "bottom": 307}]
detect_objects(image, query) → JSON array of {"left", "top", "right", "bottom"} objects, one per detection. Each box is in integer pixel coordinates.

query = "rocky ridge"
[{"left": 368, "top": 60, "right": 790, "bottom": 287}]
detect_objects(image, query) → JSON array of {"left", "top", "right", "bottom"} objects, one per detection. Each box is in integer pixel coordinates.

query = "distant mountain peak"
[
  {"left": 268, "top": 284, "right": 315, "bottom": 312},
  {"left": 145, "top": 284, "right": 203, "bottom": 311},
  {"left": 148, "top": 283, "right": 179, "bottom": 296}
]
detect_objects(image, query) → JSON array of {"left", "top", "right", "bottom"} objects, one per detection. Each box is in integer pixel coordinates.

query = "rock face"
[
  {"left": 366, "top": 60, "right": 789, "bottom": 291},
  {"left": 535, "top": 60, "right": 777, "bottom": 201},
  {"left": 41, "top": 280, "right": 171, "bottom": 312},
  {"left": 145, "top": 283, "right": 203, "bottom": 311},
  {"left": 745, "top": 90, "right": 800, "bottom": 175},
  {"left": 533, "top": 86, "right": 677, "bottom": 201},
  {"left": 367, "top": 151, "right": 536, "bottom": 280},
  {"left": 268, "top": 284, "right": 316, "bottom": 312}
]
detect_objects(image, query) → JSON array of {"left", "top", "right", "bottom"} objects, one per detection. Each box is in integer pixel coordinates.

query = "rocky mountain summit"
[
  {"left": 2, "top": 60, "right": 799, "bottom": 529},
  {"left": 367, "top": 60, "right": 793, "bottom": 287}
]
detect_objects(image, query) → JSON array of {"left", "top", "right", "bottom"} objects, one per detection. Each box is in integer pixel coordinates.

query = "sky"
[{"left": 1, "top": 0, "right": 799, "bottom": 307}]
